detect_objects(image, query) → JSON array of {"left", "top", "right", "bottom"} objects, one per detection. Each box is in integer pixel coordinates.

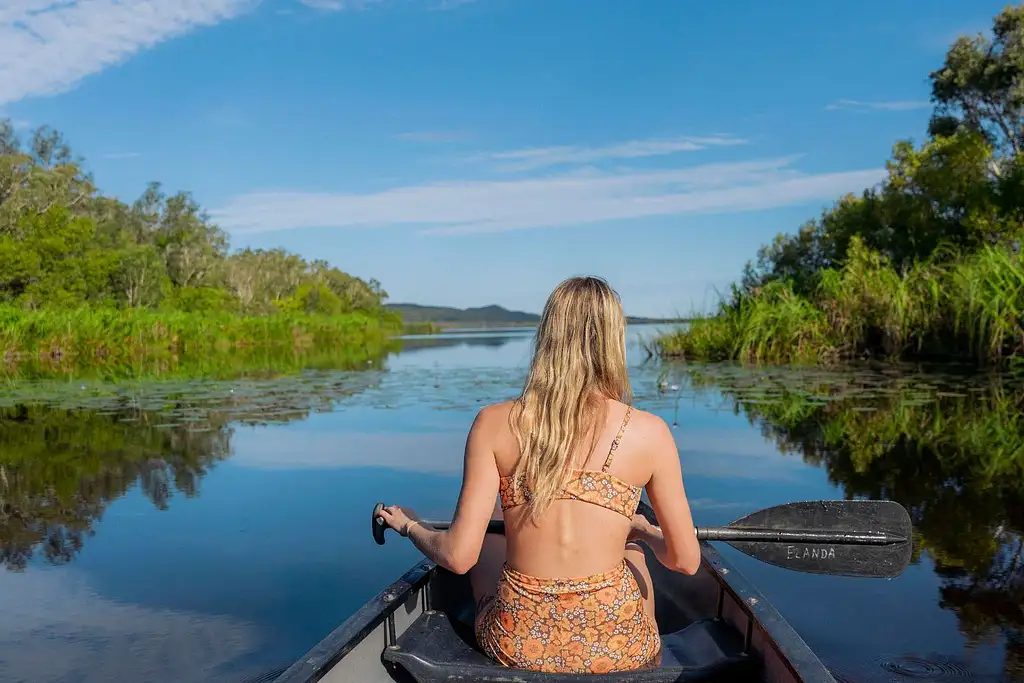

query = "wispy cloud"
[
  {"left": 396, "top": 130, "right": 475, "bottom": 142},
  {"left": 477, "top": 135, "right": 748, "bottom": 172},
  {"left": 300, "top": 0, "right": 343, "bottom": 9},
  {"left": 298, "top": 0, "right": 382, "bottom": 10},
  {"left": 210, "top": 155, "right": 885, "bottom": 236},
  {"left": 431, "top": 0, "right": 475, "bottom": 9},
  {"left": 0, "top": 0, "right": 483, "bottom": 105},
  {"left": 825, "top": 99, "right": 931, "bottom": 113},
  {"left": 102, "top": 151, "right": 141, "bottom": 160},
  {"left": 0, "top": 0, "right": 259, "bottom": 107}
]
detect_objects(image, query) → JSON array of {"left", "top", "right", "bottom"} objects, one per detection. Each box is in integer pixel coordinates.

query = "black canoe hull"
[{"left": 272, "top": 501, "right": 837, "bottom": 683}]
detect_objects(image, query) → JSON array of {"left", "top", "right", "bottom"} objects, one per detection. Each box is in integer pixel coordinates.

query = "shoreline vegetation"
[
  {"left": 1, "top": 307, "right": 401, "bottom": 381},
  {"left": 656, "top": 4, "right": 1024, "bottom": 368},
  {"left": 0, "top": 120, "right": 400, "bottom": 378}
]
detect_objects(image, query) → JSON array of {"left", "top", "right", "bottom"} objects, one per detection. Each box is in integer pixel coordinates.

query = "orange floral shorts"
[{"left": 474, "top": 560, "right": 661, "bottom": 673}]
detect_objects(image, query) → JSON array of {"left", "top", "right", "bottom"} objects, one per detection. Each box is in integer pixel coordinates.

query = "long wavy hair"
[{"left": 509, "top": 276, "right": 631, "bottom": 522}]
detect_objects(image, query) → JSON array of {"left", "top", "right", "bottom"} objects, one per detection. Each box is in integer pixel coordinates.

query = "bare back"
[{"left": 488, "top": 397, "right": 660, "bottom": 578}]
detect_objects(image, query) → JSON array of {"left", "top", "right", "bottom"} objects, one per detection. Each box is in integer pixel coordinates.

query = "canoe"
[{"left": 271, "top": 499, "right": 838, "bottom": 683}]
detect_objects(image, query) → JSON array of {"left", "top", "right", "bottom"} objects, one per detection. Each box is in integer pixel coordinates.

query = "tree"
[
  {"left": 930, "top": 6, "right": 1024, "bottom": 165},
  {"left": 0, "top": 119, "right": 392, "bottom": 317}
]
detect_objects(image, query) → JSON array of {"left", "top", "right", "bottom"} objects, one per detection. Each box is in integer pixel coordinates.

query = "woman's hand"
[
  {"left": 628, "top": 513, "right": 653, "bottom": 543},
  {"left": 378, "top": 504, "right": 422, "bottom": 537}
]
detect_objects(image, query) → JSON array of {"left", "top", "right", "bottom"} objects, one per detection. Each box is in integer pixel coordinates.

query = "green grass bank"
[
  {"left": 0, "top": 307, "right": 403, "bottom": 378},
  {"left": 654, "top": 241, "right": 1024, "bottom": 366}
]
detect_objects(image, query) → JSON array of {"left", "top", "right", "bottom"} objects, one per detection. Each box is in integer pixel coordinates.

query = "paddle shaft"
[
  {"left": 402, "top": 518, "right": 906, "bottom": 545},
  {"left": 696, "top": 526, "right": 904, "bottom": 545}
]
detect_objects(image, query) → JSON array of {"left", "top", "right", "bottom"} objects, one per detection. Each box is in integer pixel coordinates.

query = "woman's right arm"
[{"left": 633, "top": 416, "right": 701, "bottom": 575}]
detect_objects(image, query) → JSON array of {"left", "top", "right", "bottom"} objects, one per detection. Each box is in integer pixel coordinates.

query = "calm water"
[{"left": 0, "top": 325, "right": 1021, "bottom": 682}]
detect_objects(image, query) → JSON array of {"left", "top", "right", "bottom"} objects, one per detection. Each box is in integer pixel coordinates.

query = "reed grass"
[
  {"left": 0, "top": 306, "right": 402, "bottom": 375},
  {"left": 656, "top": 241, "right": 1024, "bottom": 366},
  {"left": 402, "top": 321, "right": 442, "bottom": 335}
]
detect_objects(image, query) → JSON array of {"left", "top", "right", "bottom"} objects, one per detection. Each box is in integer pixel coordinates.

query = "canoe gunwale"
[
  {"left": 272, "top": 560, "right": 435, "bottom": 683},
  {"left": 637, "top": 500, "right": 836, "bottom": 683},
  {"left": 695, "top": 540, "right": 835, "bottom": 683}
]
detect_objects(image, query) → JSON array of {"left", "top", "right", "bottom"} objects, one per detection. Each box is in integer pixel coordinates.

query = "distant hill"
[{"left": 386, "top": 303, "right": 686, "bottom": 326}]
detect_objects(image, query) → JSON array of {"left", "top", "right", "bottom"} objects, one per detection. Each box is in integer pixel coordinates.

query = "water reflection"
[
  {"left": 388, "top": 328, "right": 535, "bottom": 370},
  {"left": 0, "top": 568, "right": 259, "bottom": 683},
  {"left": 0, "top": 371, "right": 387, "bottom": 571},
  {"left": 666, "top": 363, "right": 1024, "bottom": 682},
  {"left": 0, "top": 328, "right": 1020, "bottom": 682}
]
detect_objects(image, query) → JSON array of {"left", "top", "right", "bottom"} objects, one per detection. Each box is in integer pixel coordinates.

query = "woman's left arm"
[{"left": 380, "top": 406, "right": 500, "bottom": 574}]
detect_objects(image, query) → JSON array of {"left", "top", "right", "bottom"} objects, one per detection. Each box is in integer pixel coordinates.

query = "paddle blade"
[{"left": 725, "top": 499, "right": 913, "bottom": 578}]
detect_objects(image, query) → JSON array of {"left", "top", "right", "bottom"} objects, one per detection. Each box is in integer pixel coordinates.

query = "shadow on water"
[{"left": 660, "top": 362, "right": 1024, "bottom": 682}]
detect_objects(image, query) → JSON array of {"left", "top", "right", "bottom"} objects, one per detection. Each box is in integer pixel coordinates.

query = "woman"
[{"left": 376, "top": 276, "right": 701, "bottom": 674}]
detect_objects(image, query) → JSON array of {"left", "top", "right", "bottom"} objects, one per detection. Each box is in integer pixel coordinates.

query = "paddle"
[{"left": 371, "top": 499, "right": 913, "bottom": 579}]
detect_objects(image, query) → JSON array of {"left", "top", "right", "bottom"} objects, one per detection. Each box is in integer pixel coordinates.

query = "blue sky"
[{"left": 0, "top": 0, "right": 1006, "bottom": 317}]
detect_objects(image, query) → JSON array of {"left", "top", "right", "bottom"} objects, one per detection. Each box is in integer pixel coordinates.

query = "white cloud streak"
[
  {"left": 0, "top": 0, "right": 257, "bottom": 106},
  {"left": 210, "top": 155, "right": 885, "bottom": 236},
  {"left": 431, "top": 0, "right": 476, "bottom": 9},
  {"left": 825, "top": 99, "right": 931, "bottom": 112},
  {"left": 478, "top": 135, "right": 748, "bottom": 172},
  {"left": 298, "top": 0, "right": 383, "bottom": 10}
]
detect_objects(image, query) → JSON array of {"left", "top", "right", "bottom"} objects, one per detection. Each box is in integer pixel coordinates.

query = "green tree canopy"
[
  {"left": 744, "top": 4, "right": 1024, "bottom": 298},
  {"left": 0, "top": 122, "right": 389, "bottom": 316}
]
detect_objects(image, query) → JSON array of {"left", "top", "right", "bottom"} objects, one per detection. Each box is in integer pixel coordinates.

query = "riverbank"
[
  {"left": 654, "top": 241, "right": 1024, "bottom": 366},
  {"left": 0, "top": 306, "right": 402, "bottom": 379}
]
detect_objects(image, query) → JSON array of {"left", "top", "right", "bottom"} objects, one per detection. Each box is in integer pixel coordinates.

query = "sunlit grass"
[
  {"left": 656, "top": 239, "right": 1024, "bottom": 366},
  {"left": 0, "top": 307, "right": 402, "bottom": 378}
]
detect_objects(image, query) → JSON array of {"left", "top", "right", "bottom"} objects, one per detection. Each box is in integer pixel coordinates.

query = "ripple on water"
[
  {"left": 877, "top": 655, "right": 976, "bottom": 679},
  {"left": 827, "top": 653, "right": 990, "bottom": 683}
]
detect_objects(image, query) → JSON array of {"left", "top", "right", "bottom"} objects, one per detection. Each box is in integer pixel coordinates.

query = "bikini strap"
[{"left": 601, "top": 405, "right": 633, "bottom": 472}]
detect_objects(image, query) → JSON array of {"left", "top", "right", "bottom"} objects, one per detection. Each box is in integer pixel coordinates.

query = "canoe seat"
[{"left": 381, "top": 609, "right": 756, "bottom": 683}]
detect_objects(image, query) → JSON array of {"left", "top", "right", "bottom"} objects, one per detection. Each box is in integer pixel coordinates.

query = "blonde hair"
[{"left": 509, "top": 276, "right": 631, "bottom": 522}]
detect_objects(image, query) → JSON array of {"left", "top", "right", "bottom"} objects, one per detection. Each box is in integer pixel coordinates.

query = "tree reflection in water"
[
  {"left": 0, "top": 368, "right": 385, "bottom": 571},
  {"left": 674, "top": 364, "right": 1024, "bottom": 680}
]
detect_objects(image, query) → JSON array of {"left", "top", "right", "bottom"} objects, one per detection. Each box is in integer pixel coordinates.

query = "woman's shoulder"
[
  {"left": 477, "top": 399, "right": 517, "bottom": 419},
  {"left": 469, "top": 400, "right": 517, "bottom": 434},
  {"left": 606, "top": 400, "right": 666, "bottom": 427},
  {"left": 612, "top": 401, "right": 674, "bottom": 443}
]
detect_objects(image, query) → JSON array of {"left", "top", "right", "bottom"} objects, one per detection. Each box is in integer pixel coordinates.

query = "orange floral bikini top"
[{"left": 498, "top": 406, "right": 642, "bottom": 520}]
